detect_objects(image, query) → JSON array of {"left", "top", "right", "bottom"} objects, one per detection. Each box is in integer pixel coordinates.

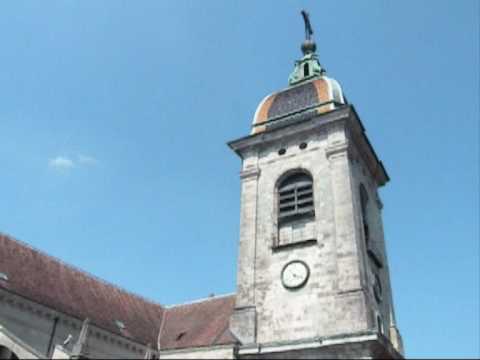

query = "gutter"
[{"left": 46, "top": 316, "right": 59, "bottom": 358}]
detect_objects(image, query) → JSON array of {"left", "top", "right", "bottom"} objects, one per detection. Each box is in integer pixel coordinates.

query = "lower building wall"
[
  {"left": 0, "top": 290, "right": 150, "bottom": 359},
  {"left": 0, "top": 330, "right": 41, "bottom": 359},
  {"left": 160, "top": 345, "right": 235, "bottom": 359},
  {"left": 51, "top": 346, "right": 70, "bottom": 359},
  {"left": 238, "top": 339, "right": 402, "bottom": 360},
  {"left": 0, "top": 295, "right": 53, "bottom": 357}
]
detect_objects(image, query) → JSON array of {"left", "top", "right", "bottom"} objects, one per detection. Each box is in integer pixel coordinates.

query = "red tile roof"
[
  {"left": 0, "top": 234, "right": 238, "bottom": 350},
  {"left": 160, "top": 295, "right": 238, "bottom": 350},
  {"left": 0, "top": 234, "right": 165, "bottom": 345}
]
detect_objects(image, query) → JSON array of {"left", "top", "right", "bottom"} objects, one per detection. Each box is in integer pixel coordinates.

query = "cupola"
[{"left": 251, "top": 10, "right": 346, "bottom": 135}]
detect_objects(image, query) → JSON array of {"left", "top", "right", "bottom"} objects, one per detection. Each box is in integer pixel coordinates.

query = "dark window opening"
[
  {"left": 377, "top": 315, "right": 384, "bottom": 334},
  {"left": 367, "top": 249, "right": 384, "bottom": 269},
  {"left": 373, "top": 273, "right": 383, "bottom": 303},
  {"left": 303, "top": 63, "right": 310, "bottom": 77},
  {"left": 360, "top": 184, "right": 370, "bottom": 246},
  {"left": 278, "top": 172, "right": 314, "bottom": 224},
  {"left": 364, "top": 223, "right": 370, "bottom": 244}
]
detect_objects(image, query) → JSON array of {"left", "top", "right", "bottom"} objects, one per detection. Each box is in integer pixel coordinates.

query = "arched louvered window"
[{"left": 278, "top": 172, "right": 314, "bottom": 223}]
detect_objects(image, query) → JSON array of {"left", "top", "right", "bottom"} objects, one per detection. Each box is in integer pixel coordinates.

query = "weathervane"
[
  {"left": 288, "top": 9, "right": 324, "bottom": 85},
  {"left": 301, "top": 10, "right": 314, "bottom": 41},
  {"left": 300, "top": 10, "right": 317, "bottom": 55}
]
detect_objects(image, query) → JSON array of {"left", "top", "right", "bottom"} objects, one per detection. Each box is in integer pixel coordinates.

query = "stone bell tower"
[{"left": 228, "top": 11, "right": 404, "bottom": 359}]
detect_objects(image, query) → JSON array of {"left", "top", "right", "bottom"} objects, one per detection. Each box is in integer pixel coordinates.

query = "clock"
[{"left": 281, "top": 260, "right": 310, "bottom": 289}]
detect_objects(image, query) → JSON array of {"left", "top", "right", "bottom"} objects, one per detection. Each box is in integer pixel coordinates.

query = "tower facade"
[{"left": 228, "top": 12, "right": 403, "bottom": 359}]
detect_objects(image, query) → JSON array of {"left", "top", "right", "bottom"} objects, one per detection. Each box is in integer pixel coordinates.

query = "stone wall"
[
  {"left": 160, "top": 345, "right": 235, "bottom": 359},
  {"left": 347, "top": 126, "right": 403, "bottom": 356},
  {"left": 0, "top": 289, "right": 151, "bottom": 359},
  {"left": 231, "top": 109, "right": 374, "bottom": 346}
]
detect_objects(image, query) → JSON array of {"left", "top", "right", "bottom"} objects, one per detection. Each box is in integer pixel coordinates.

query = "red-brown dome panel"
[{"left": 251, "top": 78, "right": 340, "bottom": 134}]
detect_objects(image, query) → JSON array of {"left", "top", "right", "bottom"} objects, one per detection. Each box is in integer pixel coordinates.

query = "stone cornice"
[
  {"left": 238, "top": 331, "right": 377, "bottom": 355},
  {"left": 228, "top": 105, "right": 389, "bottom": 187},
  {"left": 228, "top": 106, "right": 350, "bottom": 158},
  {"left": 158, "top": 343, "right": 235, "bottom": 356},
  {"left": 325, "top": 141, "right": 350, "bottom": 160},
  {"left": 237, "top": 331, "right": 403, "bottom": 358},
  {"left": 240, "top": 167, "right": 261, "bottom": 180}
]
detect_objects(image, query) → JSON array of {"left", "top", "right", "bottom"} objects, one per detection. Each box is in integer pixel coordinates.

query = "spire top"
[
  {"left": 288, "top": 10, "right": 325, "bottom": 86},
  {"left": 300, "top": 10, "right": 317, "bottom": 55},
  {"left": 301, "top": 10, "right": 313, "bottom": 41}
]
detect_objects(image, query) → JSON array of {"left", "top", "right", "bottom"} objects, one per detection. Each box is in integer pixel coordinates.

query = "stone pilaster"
[{"left": 230, "top": 162, "right": 260, "bottom": 345}]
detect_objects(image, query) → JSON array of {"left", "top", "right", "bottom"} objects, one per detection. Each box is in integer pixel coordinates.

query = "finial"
[
  {"left": 144, "top": 343, "right": 153, "bottom": 360},
  {"left": 71, "top": 318, "right": 90, "bottom": 359},
  {"left": 300, "top": 10, "right": 317, "bottom": 55},
  {"left": 288, "top": 10, "right": 325, "bottom": 86}
]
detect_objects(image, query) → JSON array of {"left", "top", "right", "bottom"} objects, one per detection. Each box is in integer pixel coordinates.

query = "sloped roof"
[
  {"left": 160, "top": 295, "right": 238, "bottom": 350},
  {"left": 0, "top": 234, "right": 237, "bottom": 350},
  {"left": 0, "top": 234, "right": 165, "bottom": 345}
]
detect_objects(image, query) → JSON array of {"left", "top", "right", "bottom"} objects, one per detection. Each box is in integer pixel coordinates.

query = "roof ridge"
[
  {"left": 165, "top": 292, "right": 236, "bottom": 309},
  {"left": 0, "top": 232, "right": 165, "bottom": 311}
]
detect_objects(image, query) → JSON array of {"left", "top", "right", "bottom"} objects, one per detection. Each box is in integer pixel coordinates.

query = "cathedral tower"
[{"left": 228, "top": 11, "right": 403, "bottom": 359}]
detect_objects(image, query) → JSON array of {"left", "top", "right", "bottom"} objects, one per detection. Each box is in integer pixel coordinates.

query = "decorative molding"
[
  {"left": 71, "top": 318, "right": 90, "bottom": 359},
  {"left": 158, "top": 343, "right": 235, "bottom": 356},
  {"left": 240, "top": 167, "right": 261, "bottom": 180},
  {"left": 272, "top": 239, "right": 317, "bottom": 252},
  {"left": 325, "top": 141, "right": 349, "bottom": 160},
  {"left": 228, "top": 106, "right": 350, "bottom": 157},
  {"left": 238, "top": 331, "right": 380, "bottom": 356}
]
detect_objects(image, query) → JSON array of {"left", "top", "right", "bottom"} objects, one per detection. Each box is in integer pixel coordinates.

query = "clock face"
[{"left": 281, "top": 260, "right": 310, "bottom": 289}]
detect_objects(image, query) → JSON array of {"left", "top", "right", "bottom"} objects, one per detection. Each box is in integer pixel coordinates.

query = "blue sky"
[{"left": 0, "top": 1, "right": 478, "bottom": 358}]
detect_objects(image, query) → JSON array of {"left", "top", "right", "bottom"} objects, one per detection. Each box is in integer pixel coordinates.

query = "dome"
[{"left": 251, "top": 77, "right": 345, "bottom": 135}]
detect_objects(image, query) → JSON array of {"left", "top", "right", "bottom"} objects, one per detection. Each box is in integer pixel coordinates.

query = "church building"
[{"left": 0, "top": 12, "right": 404, "bottom": 359}]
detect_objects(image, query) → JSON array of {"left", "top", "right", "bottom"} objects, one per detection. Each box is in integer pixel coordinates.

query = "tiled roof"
[
  {"left": 0, "top": 234, "right": 238, "bottom": 350},
  {"left": 0, "top": 234, "right": 165, "bottom": 345},
  {"left": 160, "top": 295, "right": 238, "bottom": 350}
]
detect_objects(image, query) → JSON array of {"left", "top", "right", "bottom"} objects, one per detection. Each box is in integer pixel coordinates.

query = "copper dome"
[{"left": 251, "top": 77, "right": 345, "bottom": 135}]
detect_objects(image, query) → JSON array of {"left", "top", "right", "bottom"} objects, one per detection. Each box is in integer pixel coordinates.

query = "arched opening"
[
  {"left": 0, "top": 346, "right": 19, "bottom": 360},
  {"left": 377, "top": 315, "right": 384, "bottom": 335},
  {"left": 359, "top": 184, "right": 370, "bottom": 246},
  {"left": 278, "top": 171, "right": 314, "bottom": 224},
  {"left": 373, "top": 273, "right": 383, "bottom": 303},
  {"left": 303, "top": 63, "right": 310, "bottom": 77}
]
